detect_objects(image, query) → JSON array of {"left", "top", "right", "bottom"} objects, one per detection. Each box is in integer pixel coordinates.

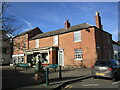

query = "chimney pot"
[
  {"left": 96, "top": 11, "right": 99, "bottom": 15},
  {"left": 95, "top": 11, "right": 102, "bottom": 29},
  {"left": 64, "top": 20, "right": 70, "bottom": 29}
]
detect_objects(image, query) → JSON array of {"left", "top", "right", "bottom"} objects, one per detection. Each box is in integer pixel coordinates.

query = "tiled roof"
[
  {"left": 30, "top": 23, "right": 93, "bottom": 40},
  {"left": 113, "top": 40, "right": 120, "bottom": 46},
  {"left": 14, "top": 27, "right": 41, "bottom": 38}
]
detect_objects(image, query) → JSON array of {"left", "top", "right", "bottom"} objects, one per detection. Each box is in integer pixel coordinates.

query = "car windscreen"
[{"left": 95, "top": 61, "right": 111, "bottom": 66}]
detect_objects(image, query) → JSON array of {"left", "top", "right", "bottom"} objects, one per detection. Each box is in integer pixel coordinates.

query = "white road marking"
[
  {"left": 112, "top": 81, "right": 120, "bottom": 84},
  {"left": 64, "top": 85, "right": 73, "bottom": 89},
  {"left": 82, "top": 84, "right": 99, "bottom": 87}
]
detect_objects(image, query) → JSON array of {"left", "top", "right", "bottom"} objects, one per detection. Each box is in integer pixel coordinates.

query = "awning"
[
  {"left": 26, "top": 52, "right": 33, "bottom": 55},
  {"left": 12, "top": 54, "right": 24, "bottom": 57}
]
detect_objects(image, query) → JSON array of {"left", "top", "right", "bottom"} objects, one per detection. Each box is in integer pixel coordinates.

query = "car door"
[{"left": 116, "top": 61, "right": 120, "bottom": 76}]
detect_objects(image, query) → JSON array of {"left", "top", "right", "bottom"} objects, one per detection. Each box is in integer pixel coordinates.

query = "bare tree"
[{"left": 0, "top": 2, "right": 21, "bottom": 35}]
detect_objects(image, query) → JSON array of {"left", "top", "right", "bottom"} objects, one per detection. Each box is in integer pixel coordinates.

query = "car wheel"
[
  {"left": 112, "top": 73, "right": 118, "bottom": 82},
  {"left": 92, "top": 76, "right": 97, "bottom": 79}
]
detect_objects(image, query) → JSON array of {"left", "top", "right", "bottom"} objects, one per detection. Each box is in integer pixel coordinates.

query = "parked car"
[{"left": 91, "top": 59, "right": 120, "bottom": 82}]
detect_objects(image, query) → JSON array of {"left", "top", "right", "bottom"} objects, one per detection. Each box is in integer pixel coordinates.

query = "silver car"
[{"left": 91, "top": 59, "right": 120, "bottom": 82}]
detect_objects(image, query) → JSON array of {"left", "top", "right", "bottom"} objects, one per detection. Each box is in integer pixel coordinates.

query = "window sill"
[
  {"left": 53, "top": 44, "right": 58, "bottom": 46},
  {"left": 75, "top": 59, "right": 83, "bottom": 60},
  {"left": 74, "top": 41, "right": 81, "bottom": 43}
]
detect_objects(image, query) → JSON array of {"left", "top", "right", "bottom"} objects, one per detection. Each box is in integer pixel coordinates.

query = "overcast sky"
[{"left": 5, "top": 2, "right": 118, "bottom": 41}]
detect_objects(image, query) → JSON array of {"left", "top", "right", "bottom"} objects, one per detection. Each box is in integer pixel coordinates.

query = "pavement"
[{"left": 2, "top": 66, "right": 91, "bottom": 90}]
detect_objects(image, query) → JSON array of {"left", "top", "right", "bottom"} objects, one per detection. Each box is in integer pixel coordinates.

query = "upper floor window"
[
  {"left": 74, "top": 31, "right": 81, "bottom": 42},
  {"left": 24, "top": 34, "right": 26, "bottom": 39},
  {"left": 53, "top": 35, "right": 58, "bottom": 45},
  {"left": 75, "top": 49, "right": 83, "bottom": 60},
  {"left": 36, "top": 39, "right": 39, "bottom": 48},
  {"left": 18, "top": 44, "right": 20, "bottom": 50},
  {"left": 108, "top": 36, "right": 110, "bottom": 44},
  {"left": 2, "top": 47, "right": 7, "bottom": 54},
  {"left": 23, "top": 43, "right": 26, "bottom": 48},
  {"left": 18, "top": 37, "right": 20, "bottom": 40}
]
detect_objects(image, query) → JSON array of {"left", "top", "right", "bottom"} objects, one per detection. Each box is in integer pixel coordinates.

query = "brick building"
[
  {"left": 12, "top": 11, "right": 113, "bottom": 67},
  {"left": 12, "top": 27, "right": 43, "bottom": 64},
  {"left": 0, "top": 30, "right": 11, "bottom": 65},
  {"left": 112, "top": 41, "right": 120, "bottom": 60}
]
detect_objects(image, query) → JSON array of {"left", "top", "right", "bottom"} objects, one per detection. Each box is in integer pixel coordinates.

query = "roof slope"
[
  {"left": 113, "top": 40, "right": 120, "bottom": 46},
  {"left": 14, "top": 27, "right": 42, "bottom": 38},
  {"left": 30, "top": 23, "right": 93, "bottom": 40}
]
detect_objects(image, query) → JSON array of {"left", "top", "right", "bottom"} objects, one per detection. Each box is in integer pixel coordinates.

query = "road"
[
  {"left": 2, "top": 66, "right": 120, "bottom": 89},
  {"left": 63, "top": 77, "right": 120, "bottom": 89}
]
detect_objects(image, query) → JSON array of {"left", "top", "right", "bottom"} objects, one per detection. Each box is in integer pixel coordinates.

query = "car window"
[
  {"left": 116, "top": 61, "right": 120, "bottom": 66},
  {"left": 95, "top": 61, "right": 110, "bottom": 66},
  {"left": 110, "top": 60, "right": 120, "bottom": 66}
]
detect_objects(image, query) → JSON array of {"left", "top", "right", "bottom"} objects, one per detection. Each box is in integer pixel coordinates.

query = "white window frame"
[
  {"left": 74, "top": 31, "right": 81, "bottom": 42},
  {"left": 53, "top": 35, "right": 58, "bottom": 45},
  {"left": 75, "top": 49, "right": 83, "bottom": 60},
  {"left": 36, "top": 39, "right": 39, "bottom": 48}
]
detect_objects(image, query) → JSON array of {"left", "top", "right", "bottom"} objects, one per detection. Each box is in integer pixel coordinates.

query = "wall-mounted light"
[{"left": 86, "top": 28, "right": 90, "bottom": 32}]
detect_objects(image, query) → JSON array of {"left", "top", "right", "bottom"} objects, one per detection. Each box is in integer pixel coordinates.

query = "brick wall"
[
  {"left": 18, "top": 26, "right": 113, "bottom": 67},
  {"left": 28, "top": 28, "right": 43, "bottom": 40},
  {"left": 13, "top": 34, "right": 28, "bottom": 55},
  {"left": 40, "top": 37, "right": 53, "bottom": 47},
  {"left": 58, "top": 27, "right": 97, "bottom": 67},
  {"left": 13, "top": 28, "right": 42, "bottom": 55},
  {"left": 95, "top": 27, "right": 113, "bottom": 60}
]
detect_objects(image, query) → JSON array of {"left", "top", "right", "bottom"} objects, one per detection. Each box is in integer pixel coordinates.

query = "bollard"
[
  {"left": 59, "top": 66, "right": 62, "bottom": 80},
  {"left": 46, "top": 67, "right": 49, "bottom": 86}
]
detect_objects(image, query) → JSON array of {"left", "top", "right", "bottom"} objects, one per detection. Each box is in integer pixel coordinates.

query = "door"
[{"left": 58, "top": 49, "right": 64, "bottom": 66}]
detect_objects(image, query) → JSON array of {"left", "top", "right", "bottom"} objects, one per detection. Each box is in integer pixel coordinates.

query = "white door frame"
[{"left": 58, "top": 49, "right": 64, "bottom": 66}]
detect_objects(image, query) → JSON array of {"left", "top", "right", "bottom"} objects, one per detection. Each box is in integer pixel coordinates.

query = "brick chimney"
[
  {"left": 64, "top": 20, "right": 70, "bottom": 29},
  {"left": 95, "top": 11, "right": 102, "bottom": 29}
]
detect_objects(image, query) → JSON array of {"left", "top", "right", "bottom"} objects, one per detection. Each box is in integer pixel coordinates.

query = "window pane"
[
  {"left": 75, "top": 49, "right": 82, "bottom": 60},
  {"left": 53, "top": 35, "right": 58, "bottom": 45},
  {"left": 36, "top": 39, "right": 39, "bottom": 48},
  {"left": 74, "top": 31, "right": 81, "bottom": 42},
  {"left": 24, "top": 43, "right": 26, "bottom": 48}
]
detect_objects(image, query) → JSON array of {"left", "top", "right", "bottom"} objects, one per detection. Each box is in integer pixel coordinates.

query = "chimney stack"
[
  {"left": 64, "top": 20, "right": 70, "bottom": 29},
  {"left": 95, "top": 11, "right": 102, "bottom": 30}
]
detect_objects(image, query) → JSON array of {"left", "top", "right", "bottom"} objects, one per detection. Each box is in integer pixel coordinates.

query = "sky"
[{"left": 5, "top": 2, "right": 118, "bottom": 41}]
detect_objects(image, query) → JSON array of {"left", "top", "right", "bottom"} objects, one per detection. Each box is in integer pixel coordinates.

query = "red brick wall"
[
  {"left": 40, "top": 37, "right": 53, "bottom": 47},
  {"left": 13, "top": 34, "right": 28, "bottom": 55},
  {"left": 28, "top": 28, "right": 43, "bottom": 40},
  {"left": 28, "top": 27, "right": 97, "bottom": 67},
  {"left": 29, "top": 40, "right": 36, "bottom": 49},
  {"left": 81, "top": 28, "right": 97, "bottom": 67},
  {"left": 13, "top": 28, "right": 42, "bottom": 55},
  {"left": 95, "top": 28, "right": 113, "bottom": 60},
  {"left": 59, "top": 27, "right": 97, "bottom": 67},
  {"left": 25, "top": 27, "right": 113, "bottom": 67},
  {"left": 49, "top": 49, "right": 57, "bottom": 64}
]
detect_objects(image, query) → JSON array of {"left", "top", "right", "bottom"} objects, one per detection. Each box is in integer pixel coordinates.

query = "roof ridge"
[
  {"left": 30, "top": 23, "right": 93, "bottom": 40},
  {"left": 14, "top": 27, "right": 39, "bottom": 38}
]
